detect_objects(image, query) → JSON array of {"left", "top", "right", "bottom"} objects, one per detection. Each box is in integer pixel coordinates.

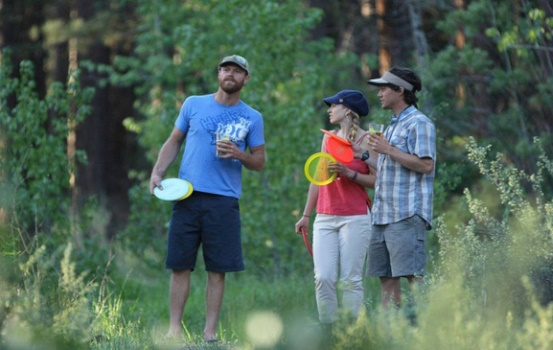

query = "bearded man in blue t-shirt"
[{"left": 149, "top": 54, "right": 265, "bottom": 343}]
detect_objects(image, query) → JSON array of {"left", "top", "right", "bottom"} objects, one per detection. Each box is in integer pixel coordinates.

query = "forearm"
[
  {"left": 237, "top": 151, "right": 265, "bottom": 171},
  {"left": 295, "top": 184, "right": 318, "bottom": 233},
  {"left": 302, "top": 184, "right": 319, "bottom": 216},
  {"left": 386, "top": 146, "right": 434, "bottom": 174},
  {"left": 342, "top": 168, "right": 376, "bottom": 188},
  {"left": 152, "top": 142, "right": 181, "bottom": 177},
  {"left": 365, "top": 155, "right": 378, "bottom": 170},
  {"left": 353, "top": 146, "right": 378, "bottom": 169},
  {"left": 237, "top": 145, "right": 266, "bottom": 171}
]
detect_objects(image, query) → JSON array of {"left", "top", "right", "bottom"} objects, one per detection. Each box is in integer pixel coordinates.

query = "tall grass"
[
  {"left": 3, "top": 209, "right": 553, "bottom": 350},
  {"left": 2, "top": 217, "right": 553, "bottom": 350}
]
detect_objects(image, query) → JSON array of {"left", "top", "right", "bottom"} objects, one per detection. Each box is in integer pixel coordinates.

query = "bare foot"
[
  {"left": 165, "top": 329, "right": 181, "bottom": 339},
  {"left": 155, "top": 330, "right": 181, "bottom": 346},
  {"left": 203, "top": 331, "right": 217, "bottom": 342}
]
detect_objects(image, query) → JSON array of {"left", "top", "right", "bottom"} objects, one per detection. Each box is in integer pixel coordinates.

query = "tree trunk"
[
  {"left": 375, "top": 0, "right": 414, "bottom": 72},
  {"left": 73, "top": 0, "right": 135, "bottom": 238},
  {"left": 308, "top": 0, "right": 380, "bottom": 81},
  {"left": 405, "top": 0, "right": 429, "bottom": 69},
  {"left": 53, "top": 0, "right": 70, "bottom": 85}
]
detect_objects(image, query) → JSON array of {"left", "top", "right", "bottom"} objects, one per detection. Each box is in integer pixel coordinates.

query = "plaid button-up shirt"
[{"left": 372, "top": 105, "right": 436, "bottom": 229}]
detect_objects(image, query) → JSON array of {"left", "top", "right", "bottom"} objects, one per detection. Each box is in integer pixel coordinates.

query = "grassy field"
[
  {"left": 3, "top": 234, "right": 553, "bottom": 350},
  {"left": 4, "top": 186, "right": 553, "bottom": 350},
  {"left": 102, "top": 250, "right": 385, "bottom": 349}
]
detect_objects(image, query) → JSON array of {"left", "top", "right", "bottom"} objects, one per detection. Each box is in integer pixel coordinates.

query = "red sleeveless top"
[{"left": 317, "top": 132, "right": 372, "bottom": 216}]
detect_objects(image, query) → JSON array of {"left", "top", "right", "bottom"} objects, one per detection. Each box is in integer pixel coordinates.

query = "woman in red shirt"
[{"left": 295, "top": 90, "right": 376, "bottom": 328}]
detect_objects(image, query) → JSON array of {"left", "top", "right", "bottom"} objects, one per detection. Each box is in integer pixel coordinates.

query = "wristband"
[
  {"left": 350, "top": 172, "right": 358, "bottom": 181},
  {"left": 302, "top": 214, "right": 310, "bottom": 218},
  {"left": 361, "top": 151, "right": 370, "bottom": 161}
]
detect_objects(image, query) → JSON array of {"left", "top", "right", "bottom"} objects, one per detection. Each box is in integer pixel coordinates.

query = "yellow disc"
[
  {"left": 304, "top": 152, "right": 337, "bottom": 186},
  {"left": 177, "top": 181, "right": 194, "bottom": 200}
]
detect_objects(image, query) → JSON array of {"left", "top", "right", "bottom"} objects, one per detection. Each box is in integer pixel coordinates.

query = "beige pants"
[{"left": 312, "top": 210, "right": 371, "bottom": 323}]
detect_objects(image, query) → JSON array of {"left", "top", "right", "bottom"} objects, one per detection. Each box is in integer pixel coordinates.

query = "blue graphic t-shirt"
[{"left": 175, "top": 94, "right": 265, "bottom": 199}]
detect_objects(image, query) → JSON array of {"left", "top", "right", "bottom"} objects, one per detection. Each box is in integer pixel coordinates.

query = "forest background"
[{"left": 1, "top": 0, "right": 553, "bottom": 349}]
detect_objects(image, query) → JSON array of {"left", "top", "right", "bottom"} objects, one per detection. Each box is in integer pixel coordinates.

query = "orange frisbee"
[
  {"left": 321, "top": 129, "right": 353, "bottom": 163},
  {"left": 320, "top": 129, "right": 351, "bottom": 145}
]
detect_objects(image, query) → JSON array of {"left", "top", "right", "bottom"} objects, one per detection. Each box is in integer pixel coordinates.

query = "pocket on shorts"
[
  {"left": 414, "top": 216, "right": 426, "bottom": 238},
  {"left": 417, "top": 229, "right": 425, "bottom": 243}
]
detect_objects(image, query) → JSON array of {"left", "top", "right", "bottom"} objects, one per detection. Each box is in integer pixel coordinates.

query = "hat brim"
[
  {"left": 322, "top": 95, "right": 368, "bottom": 117},
  {"left": 219, "top": 62, "right": 249, "bottom": 73},
  {"left": 367, "top": 78, "right": 390, "bottom": 86},
  {"left": 323, "top": 96, "right": 339, "bottom": 107}
]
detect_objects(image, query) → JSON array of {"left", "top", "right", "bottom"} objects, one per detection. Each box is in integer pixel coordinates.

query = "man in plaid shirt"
[{"left": 364, "top": 66, "right": 436, "bottom": 309}]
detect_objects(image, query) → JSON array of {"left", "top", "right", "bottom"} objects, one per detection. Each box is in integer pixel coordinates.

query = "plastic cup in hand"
[
  {"left": 216, "top": 132, "right": 230, "bottom": 157},
  {"left": 369, "top": 123, "right": 385, "bottom": 137}
]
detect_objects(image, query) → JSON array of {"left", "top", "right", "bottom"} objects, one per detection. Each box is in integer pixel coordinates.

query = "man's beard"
[{"left": 221, "top": 80, "right": 243, "bottom": 94}]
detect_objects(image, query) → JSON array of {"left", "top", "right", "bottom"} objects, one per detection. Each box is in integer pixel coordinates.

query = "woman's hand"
[
  {"left": 295, "top": 217, "right": 309, "bottom": 234},
  {"left": 328, "top": 161, "right": 354, "bottom": 179},
  {"left": 328, "top": 161, "right": 343, "bottom": 175}
]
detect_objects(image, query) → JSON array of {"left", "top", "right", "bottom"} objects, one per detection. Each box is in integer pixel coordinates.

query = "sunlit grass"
[
  {"left": 87, "top": 248, "right": 385, "bottom": 349},
  {"left": 3, "top": 219, "right": 553, "bottom": 350}
]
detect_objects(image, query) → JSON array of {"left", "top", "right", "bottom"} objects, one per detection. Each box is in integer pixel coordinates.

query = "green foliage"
[
  {"left": 1, "top": 244, "right": 95, "bottom": 349},
  {"left": 424, "top": 0, "right": 553, "bottom": 215},
  {"left": 0, "top": 53, "right": 93, "bottom": 242},
  {"left": 0, "top": 53, "right": 125, "bottom": 349},
  {"left": 517, "top": 277, "right": 553, "bottom": 349},
  {"left": 434, "top": 136, "right": 553, "bottom": 333},
  {"left": 1, "top": 238, "right": 151, "bottom": 349},
  {"left": 120, "top": 184, "right": 170, "bottom": 269}
]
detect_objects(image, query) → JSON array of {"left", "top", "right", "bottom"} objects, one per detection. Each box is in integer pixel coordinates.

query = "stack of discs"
[{"left": 154, "top": 178, "right": 194, "bottom": 201}]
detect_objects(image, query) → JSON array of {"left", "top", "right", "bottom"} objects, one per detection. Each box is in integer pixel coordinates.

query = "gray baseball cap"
[{"left": 218, "top": 55, "right": 249, "bottom": 74}]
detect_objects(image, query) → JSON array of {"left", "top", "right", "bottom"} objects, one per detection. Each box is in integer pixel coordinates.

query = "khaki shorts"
[{"left": 365, "top": 215, "right": 426, "bottom": 278}]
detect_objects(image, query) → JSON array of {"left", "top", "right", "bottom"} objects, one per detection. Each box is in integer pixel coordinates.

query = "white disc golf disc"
[{"left": 154, "top": 178, "right": 193, "bottom": 201}]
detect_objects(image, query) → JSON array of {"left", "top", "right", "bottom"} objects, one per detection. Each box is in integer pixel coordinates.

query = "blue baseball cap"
[{"left": 323, "top": 90, "right": 370, "bottom": 117}]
